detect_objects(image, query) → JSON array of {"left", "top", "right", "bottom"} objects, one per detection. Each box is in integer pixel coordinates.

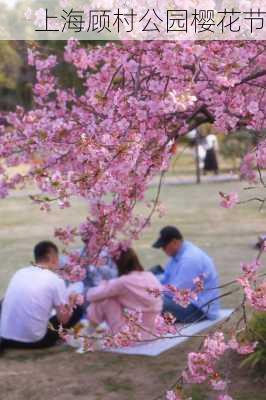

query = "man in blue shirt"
[{"left": 153, "top": 226, "right": 220, "bottom": 323}]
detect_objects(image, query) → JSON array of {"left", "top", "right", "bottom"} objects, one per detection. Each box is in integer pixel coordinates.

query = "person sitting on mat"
[
  {"left": 81, "top": 247, "right": 118, "bottom": 290},
  {"left": 86, "top": 248, "right": 162, "bottom": 338},
  {"left": 0, "top": 241, "right": 83, "bottom": 349},
  {"left": 59, "top": 246, "right": 118, "bottom": 315},
  {"left": 60, "top": 246, "right": 118, "bottom": 292},
  {"left": 152, "top": 226, "right": 220, "bottom": 323}
]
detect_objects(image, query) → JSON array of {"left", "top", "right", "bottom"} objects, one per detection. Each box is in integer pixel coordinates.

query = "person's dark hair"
[
  {"left": 34, "top": 241, "right": 58, "bottom": 263},
  {"left": 115, "top": 248, "right": 144, "bottom": 276}
]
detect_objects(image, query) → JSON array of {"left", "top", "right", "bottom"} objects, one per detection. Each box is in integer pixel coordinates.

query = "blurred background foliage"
[{"left": 0, "top": 38, "right": 111, "bottom": 109}]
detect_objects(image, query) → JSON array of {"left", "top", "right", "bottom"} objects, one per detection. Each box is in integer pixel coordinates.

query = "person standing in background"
[{"left": 203, "top": 133, "right": 219, "bottom": 175}]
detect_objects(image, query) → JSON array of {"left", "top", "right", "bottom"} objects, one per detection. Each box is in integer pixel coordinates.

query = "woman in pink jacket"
[{"left": 86, "top": 248, "right": 163, "bottom": 336}]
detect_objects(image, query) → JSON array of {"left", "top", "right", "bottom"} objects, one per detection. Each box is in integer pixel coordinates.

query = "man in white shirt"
[{"left": 0, "top": 241, "right": 82, "bottom": 349}]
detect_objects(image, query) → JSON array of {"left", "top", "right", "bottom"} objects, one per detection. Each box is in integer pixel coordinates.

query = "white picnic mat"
[{"left": 106, "top": 309, "right": 234, "bottom": 356}]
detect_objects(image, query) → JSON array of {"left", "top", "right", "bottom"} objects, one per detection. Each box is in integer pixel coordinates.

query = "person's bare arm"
[
  {"left": 55, "top": 293, "right": 82, "bottom": 325},
  {"left": 55, "top": 304, "right": 72, "bottom": 325}
]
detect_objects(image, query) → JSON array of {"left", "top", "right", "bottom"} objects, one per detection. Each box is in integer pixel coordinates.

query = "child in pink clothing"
[{"left": 86, "top": 248, "right": 163, "bottom": 336}]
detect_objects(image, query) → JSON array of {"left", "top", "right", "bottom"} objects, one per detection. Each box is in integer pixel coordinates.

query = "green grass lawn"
[
  {"left": 0, "top": 179, "right": 265, "bottom": 399},
  {"left": 1, "top": 180, "right": 264, "bottom": 299}
]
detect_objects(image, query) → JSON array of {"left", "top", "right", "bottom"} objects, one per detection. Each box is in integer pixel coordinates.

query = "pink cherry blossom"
[
  {"left": 1, "top": 41, "right": 265, "bottom": 262},
  {"left": 0, "top": 41, "right": 266, "bottom": 400},
  {"left": 103, "top": 312, "right": 143, "bottom": 348},
  {"left": 210, "top": 378, "right": 227, "bottom": 391},
  {"left": 155, "top": 313, "right": 178, "bottom": 336},
  {"left": 219, "top": 192, "right": 239, "bottom": 209},
  {"left": 247, "top": 101, "right": 259, "bottom": 114},
  {"left": 203, "top": 332, "right": 228, "bottom": 359},
  {"left": 166, "top": 391, "right": 183, "bottom": 400},
  {"left": 184, "top": 352, "right": 215, "bottom": 384},
  {"left": 238, "top": 272, "right": 266, "bottom": 311},
  {"left": 228, "top": 337, "right": 258, "bottom": 355},
  {"left": 241, "top": 260, "right": 260, "bottom": 276},
  {"left": 217, "top": 395, "right": 233, "bottom": 400},
  {"left": 54, "top": 226, "right": 77, "bottom": 245},
  {"left": 165, "top": 285, "right": 197, "bottom": 308},
  {"left": 193, "top": 276, "right": 205, "bottom": 293},
  {"left": 240, "top": 152, "right": 257, "bottom": 183}
]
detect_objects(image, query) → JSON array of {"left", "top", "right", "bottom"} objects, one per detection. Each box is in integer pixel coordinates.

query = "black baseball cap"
[{"left": 152, "top": 226, "right": 183, "bottom": 249}]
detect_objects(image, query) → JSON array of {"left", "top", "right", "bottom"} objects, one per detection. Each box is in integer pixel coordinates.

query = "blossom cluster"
[
  {"left": 0, "top": 40, "right": 265, "bottom": 261},
  {"left": 183, "top": 331, "right": 257, "bottom": 399},
  {"left": 147, "top": 275, "right": 204, "bottom": 308},
  {"left": 219, "top": 192, "right": 239, "bottom": 209}
]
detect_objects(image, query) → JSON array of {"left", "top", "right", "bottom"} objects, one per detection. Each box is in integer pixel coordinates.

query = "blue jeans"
[{"left": 163, "top": 296, "right": 205, "bottom": 323}]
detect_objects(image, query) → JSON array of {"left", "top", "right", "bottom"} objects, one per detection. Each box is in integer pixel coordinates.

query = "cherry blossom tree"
[
  {"left": 0, "top": 40, "right": 266, "bottom": 399},
  {"left": 1, "top": 40, "right": 265, "bottom": 257}
]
